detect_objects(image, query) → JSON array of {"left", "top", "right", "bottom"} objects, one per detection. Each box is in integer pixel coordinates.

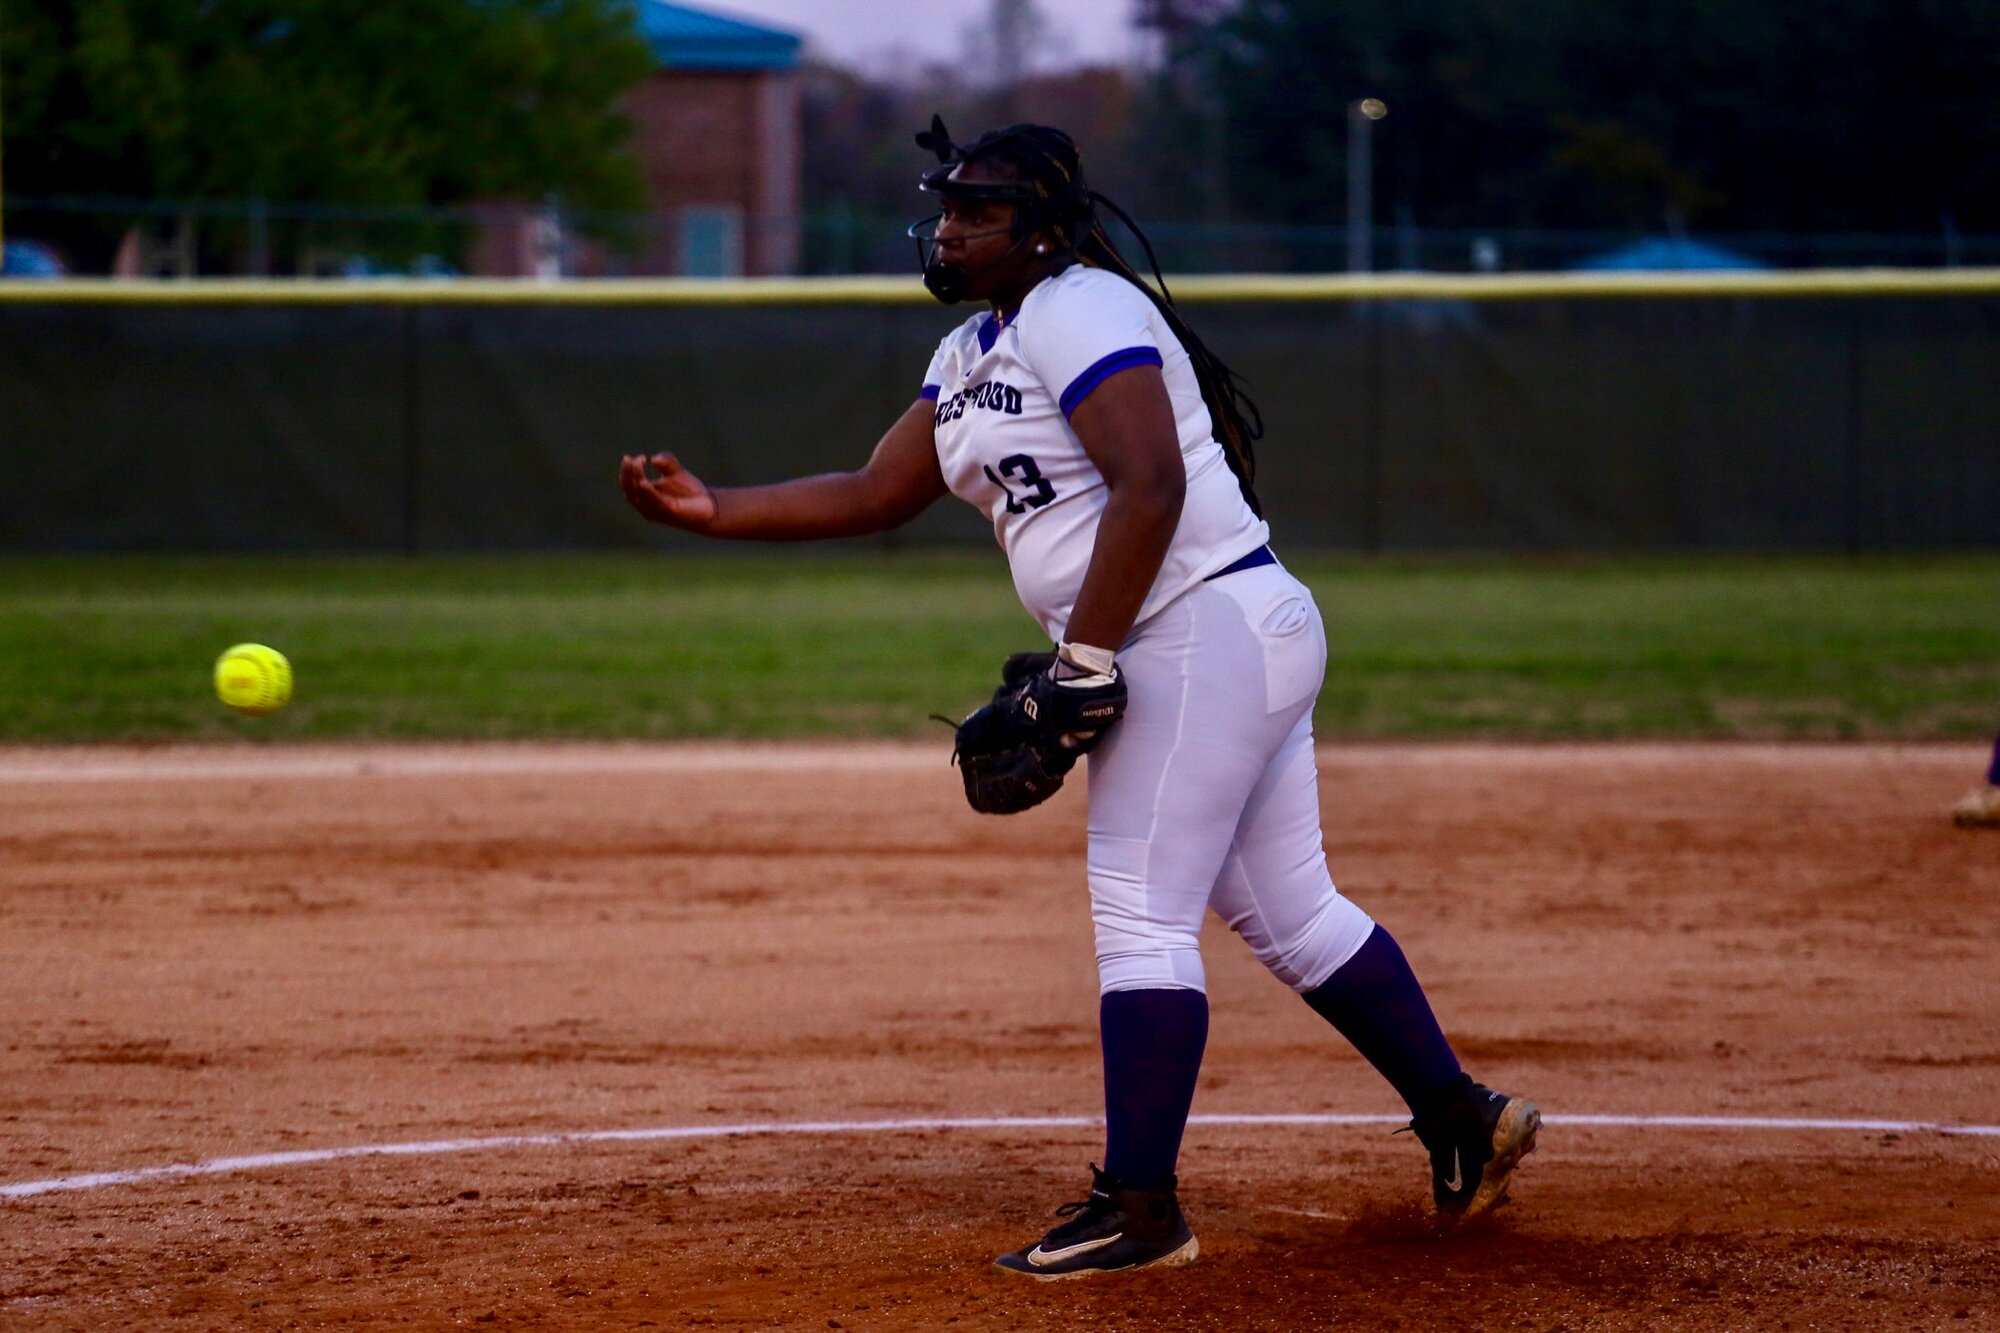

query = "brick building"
[{"left": 478, "top": 1, "right": 802, "bottom": 277}]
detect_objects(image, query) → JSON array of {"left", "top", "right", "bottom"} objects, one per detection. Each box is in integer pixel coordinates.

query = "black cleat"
[
  {"left": 1410, "top": 1076, "right": 1541, "bottom": 1221},
  {"left": 993, "top": 1165, "right": 1199, "bottom": 1279}
]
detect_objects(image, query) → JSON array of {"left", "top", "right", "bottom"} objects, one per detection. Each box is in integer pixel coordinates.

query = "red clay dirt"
[{"left": 1, "top": 742, "right": 1995, "bottom": 1331}]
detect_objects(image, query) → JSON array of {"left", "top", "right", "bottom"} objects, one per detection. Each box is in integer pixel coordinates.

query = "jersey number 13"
[{"left": 984, "top": 454, "right": 1057, "bottom": 514}]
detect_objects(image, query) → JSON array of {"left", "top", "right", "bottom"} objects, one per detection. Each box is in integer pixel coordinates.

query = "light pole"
[{"left": 1347, "top": 97, "right": 1387, "bottom": 273}]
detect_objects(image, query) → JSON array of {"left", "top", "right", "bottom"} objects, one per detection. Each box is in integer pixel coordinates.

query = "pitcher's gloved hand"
[{"left": 950, "top": 648, "right": 1128, "bottom": 815}]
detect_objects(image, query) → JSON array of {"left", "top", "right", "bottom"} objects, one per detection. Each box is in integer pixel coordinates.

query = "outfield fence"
[
  {"left": 2, "top": 271, "right": 1997, "bottom": 553},
  {"left": 11, "top": 196, "right": 1999, "bottom": 277}
]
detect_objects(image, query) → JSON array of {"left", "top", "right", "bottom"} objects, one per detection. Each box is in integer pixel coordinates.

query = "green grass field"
[{"left": 2, "top": 552, "right": 1995, "bottom": 742}]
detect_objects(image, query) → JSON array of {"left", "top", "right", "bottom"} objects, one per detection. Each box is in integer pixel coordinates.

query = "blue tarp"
[
  {"left": 1574, "top": 237, "right": 1770, "bottom": 270},
  {"left": 2, "top": 240, "right": 65, "bottom": 278}
]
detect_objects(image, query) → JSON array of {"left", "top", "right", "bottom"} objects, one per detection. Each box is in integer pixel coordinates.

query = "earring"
[{"left": 1035, "top": 243, "right": 1049, "bottom": 254}]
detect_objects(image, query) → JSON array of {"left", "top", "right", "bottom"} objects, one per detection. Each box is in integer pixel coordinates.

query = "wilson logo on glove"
[{"left": 945, "top": 652, "right": 1128, "bottom": 814}]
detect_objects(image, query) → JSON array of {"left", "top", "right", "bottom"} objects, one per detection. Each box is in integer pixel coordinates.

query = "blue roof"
[
  {"left": 636, "top": 1, "right": 801, "bottom": 71},
  {"left": 1573, "top": 237, "right": 1770, "bottom": 271}
]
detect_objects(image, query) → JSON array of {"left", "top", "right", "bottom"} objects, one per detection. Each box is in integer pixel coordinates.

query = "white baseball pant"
[{"left": 1084, "top": 560, "right": 1377, "bottom": 995}]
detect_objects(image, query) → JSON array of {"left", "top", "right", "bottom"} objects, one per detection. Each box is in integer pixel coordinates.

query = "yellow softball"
[{"left": 214, "top": 643, "right": 293, "bottom": 717}]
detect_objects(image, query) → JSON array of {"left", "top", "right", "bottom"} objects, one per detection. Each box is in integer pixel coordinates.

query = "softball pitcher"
[{"left": 620, "top": 118, "right": 1538, "bottom": 1279}]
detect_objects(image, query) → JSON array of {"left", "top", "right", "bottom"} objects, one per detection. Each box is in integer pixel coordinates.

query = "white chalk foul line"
[{"left": 5, "top": 1112, "right": 1996, "bottom": 1200}]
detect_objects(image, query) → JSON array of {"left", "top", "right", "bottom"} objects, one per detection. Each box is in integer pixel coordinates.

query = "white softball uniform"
[
  {"left": 923, "top": 265, "right": 1268, "bottom": 644},
  {"left": 924, "top": 264, "right": 1376, "bottom": 996},
  {"left": 1086, "top": 561, "right": 1375, "bottom": 995}
]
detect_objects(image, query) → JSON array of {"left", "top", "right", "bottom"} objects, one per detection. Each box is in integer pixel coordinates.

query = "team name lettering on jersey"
[
  {"left": 935, "top": 380, "right": 1024, "bottom": 426},
  {"left": 922, "top": 267, "right": 1268, "bottom": 641}
]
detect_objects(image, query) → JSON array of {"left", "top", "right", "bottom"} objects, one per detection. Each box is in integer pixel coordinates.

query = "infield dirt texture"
[{"left": 2, "top": 741, "right": 1994, "bottom": 1330}]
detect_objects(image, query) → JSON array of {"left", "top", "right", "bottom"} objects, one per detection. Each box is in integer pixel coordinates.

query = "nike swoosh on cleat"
[
  {"left": 1443, "top": 1150, "right": 1463, "bottom": 1194},
  {"left": 1026, "top": 1233, "right": 1122, "bottom": 1267}
]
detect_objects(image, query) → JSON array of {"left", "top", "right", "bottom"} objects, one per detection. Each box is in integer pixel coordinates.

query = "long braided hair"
[{"left": 925, "top": 120, "right": 1266, "bottom": 517}]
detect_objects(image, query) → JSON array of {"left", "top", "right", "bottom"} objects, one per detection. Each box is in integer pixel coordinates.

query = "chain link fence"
[{"left": 7, "top": 195, "right": 1997, "bottom": 280}]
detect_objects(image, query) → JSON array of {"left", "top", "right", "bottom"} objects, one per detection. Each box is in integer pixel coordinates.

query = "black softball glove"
[{"left": 949, "top": 651, "right": 1128, "bottom": 815}]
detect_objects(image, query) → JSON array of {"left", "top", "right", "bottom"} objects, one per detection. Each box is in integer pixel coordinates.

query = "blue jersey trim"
[
  {"left": 920, "top": 383, "right": 941, "bottom": 401},
  {"left": 1059, "top": 345, "right": 1164, "bottom": 419},
  {"left": 1203, "top": 545, "right": 1276, "bottom": 581}
]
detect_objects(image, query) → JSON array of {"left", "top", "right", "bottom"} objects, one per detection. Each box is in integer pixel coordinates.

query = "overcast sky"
[{"left": 693, "top": 0, "right": 1151, "bottom": 75}]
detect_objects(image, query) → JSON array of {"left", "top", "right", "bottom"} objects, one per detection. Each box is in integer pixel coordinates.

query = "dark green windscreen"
[{"left": 2, "top": 295, "right": 1994, "bottom": 551}]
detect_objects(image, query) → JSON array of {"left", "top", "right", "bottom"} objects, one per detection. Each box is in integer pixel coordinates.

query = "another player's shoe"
[
  {"left": 1950, "top": 784, "right": 2000, "bottom": 827},
  {"left": 993, "top": 1165, "right": 1198, "bottom": 1279},
  {"left": 1410, "top": 1076, "right": 1541, "bottom": 1222}
]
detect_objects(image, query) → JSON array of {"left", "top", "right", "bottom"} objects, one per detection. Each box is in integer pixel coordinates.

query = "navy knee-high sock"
[
  {"left": 1303, "top": 925, "right": 1465, "bottom": 1119},
  {"left": 1987, "top": 730, "right": 2000, "bottom": 785},
  {"left": 1100, "top": 988, "right": 1209, "bottom": 1190}
]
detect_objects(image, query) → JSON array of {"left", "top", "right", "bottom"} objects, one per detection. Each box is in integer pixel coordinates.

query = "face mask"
[
  {"left": 909, "top": 215, "right": 1030, "bottom": 306},
  {"left": 922, "top": 257, "right": 972, "bottom": 304}
]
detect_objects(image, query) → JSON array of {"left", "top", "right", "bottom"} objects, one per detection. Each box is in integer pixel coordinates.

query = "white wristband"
[{"left": 1056, "top": 641, "right": 1118, "bottom": 682}]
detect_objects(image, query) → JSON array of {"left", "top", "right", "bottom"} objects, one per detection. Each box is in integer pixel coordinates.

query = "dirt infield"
[{"left": 2, "top": 742, "right": 1995, "bottom": 1331}]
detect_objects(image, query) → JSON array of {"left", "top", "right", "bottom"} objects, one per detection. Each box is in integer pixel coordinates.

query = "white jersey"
[{"left": 922, "top": 264, "right": 1269, "bottom": 644}]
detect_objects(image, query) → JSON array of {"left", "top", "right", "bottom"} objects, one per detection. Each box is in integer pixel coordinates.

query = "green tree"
[
  {"left": 1, "top": 0, "right": 654, "bottom": 270},
  {"left": 1176, "top": 0, "right": 2000, "bottom": 237}
]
